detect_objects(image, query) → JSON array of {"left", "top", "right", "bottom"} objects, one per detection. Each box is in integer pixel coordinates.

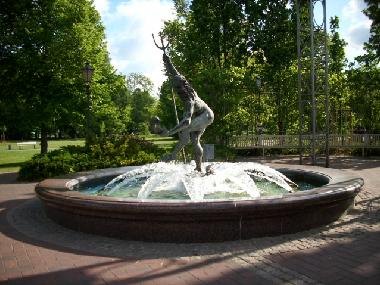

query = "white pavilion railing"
[{"left": 228, "top": 134, "right": 380, "bottom": 150}]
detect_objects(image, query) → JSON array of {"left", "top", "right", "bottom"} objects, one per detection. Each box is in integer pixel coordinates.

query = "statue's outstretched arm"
[{"left": 167, "top": 100, "right": 194, "bottom": 136}]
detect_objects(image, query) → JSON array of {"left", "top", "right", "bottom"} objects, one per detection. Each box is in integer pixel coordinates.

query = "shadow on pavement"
[
  {"left": 0, "top": 172, "right": 19, "bottom": 184},
  {"left": 268, "top": 230, "right": 380, "bottom": 285},
  {"left": 0, "top": 156, "right": 379, "bottom": 285}
]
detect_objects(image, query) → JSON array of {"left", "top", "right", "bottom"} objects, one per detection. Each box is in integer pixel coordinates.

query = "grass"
[
  {"left": 0, "top": 136, "right": 176, "bottom": 173},
  {"left": 140, "top": 134, "right": 177, "bottom": 151},
  {"left": 0, "top": 139, "right": 85, "bottom": 173}
]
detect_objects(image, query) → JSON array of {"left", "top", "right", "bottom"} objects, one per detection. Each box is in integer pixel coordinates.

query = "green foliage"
[
  {"left": 18, "top": 135, "right": 164, "bottom": 181},
  {"left": 0, "top": 0, "right": 129, "bottom": 150},
  {"left": 0, "top": 0, "right": 157, "bottom": 148},
  {"left": 346, "top": 61, "right": 380, "bottom": 133},
  {"left": 363, "top": 0, "right": 380, "bottom": 59},
  {"left": 130, "top": 89, "right": 156, "bottom": 134},
  {"left": 158, "top": 0, "right": 379, "bottom": 143},
  {"left": 329, "top": 17, "right": 347, "bottom": 73},
  {"left": 125, "top": 73, "right": 157, "bottom": 134},
  {"left": 214, "top": 145, "right": 237, "bottom": 161},
  {"left": 157, "top": 81, "right": 179, "bottom": 130},
  {"left": 2, "top": 0, "right": 379, "bottom": 160},
  {"left": 328, "top": 17, "right": 351, "bottom": 135},
  {"left": 345, "top": 2, "right": 380, "bottom": 134},
  {"left": 159, "top": 0, "right": 297, "bottom": 141}
]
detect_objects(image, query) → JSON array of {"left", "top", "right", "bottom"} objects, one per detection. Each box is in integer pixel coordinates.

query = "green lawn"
[
  {"left": 0, "top": 136, "right": 176, "bottom": 173},
  {"left": 145, "top": 136, "right": 177, "bottom": 150},
  {"left": 139, "top": 134, "right": 177, "bottom": 151},
  {"left": 0, "top": 140, "right": 85, "bottom": 173}
]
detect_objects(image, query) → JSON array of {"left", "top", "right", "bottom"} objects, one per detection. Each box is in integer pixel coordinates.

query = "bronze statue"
[{"left": 153, "top": 33, "right": 214, "bottom": 172}]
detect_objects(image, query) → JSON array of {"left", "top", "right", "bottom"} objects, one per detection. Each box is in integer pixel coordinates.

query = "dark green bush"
[
  {"left": 19, "top": 135, "right": 165, "bottom": 181},
  {"left": 215, "top": 145, "right": 237, "bottom": 161}
]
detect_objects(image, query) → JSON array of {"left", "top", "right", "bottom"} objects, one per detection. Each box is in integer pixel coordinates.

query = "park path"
[{"left": 0, "top": 156, "right": 379, "bottom": 284}]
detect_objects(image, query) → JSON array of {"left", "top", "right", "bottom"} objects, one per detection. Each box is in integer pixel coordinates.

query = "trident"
[
  {"left": 152, "top": 32, "right": 169, "bottom": 55},
  {"left": 152, "top": 32, "right": 186, "bottom": 162}
]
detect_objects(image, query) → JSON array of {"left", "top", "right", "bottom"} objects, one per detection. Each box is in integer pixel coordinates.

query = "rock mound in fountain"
[{"left": 100, "top": 162, "right": 296, "bottom": 201}]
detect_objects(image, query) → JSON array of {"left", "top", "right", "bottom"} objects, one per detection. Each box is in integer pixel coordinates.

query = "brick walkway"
[{"left": 1, "top": 156, "right": 379, "bottom": 284}]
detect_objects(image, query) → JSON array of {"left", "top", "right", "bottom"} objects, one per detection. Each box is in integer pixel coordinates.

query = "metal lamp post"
[{"left": 83, "top": 62, "right": 94, "bottom": 145}]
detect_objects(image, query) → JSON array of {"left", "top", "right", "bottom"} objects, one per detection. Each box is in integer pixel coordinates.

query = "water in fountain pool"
[{"left": 78, "top": 162, "right": 317, "bottom": 201}]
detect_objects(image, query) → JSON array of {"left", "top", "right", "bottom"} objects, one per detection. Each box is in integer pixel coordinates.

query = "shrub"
[
  {"left": 215, "top": 145, "right": 237, "bottom": 161},
  {"left": 19, "top": 135, "right": 165, "bottom": 181}
]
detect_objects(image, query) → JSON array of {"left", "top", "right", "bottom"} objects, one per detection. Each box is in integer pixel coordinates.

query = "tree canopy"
[
  {"left": 0, "top": 0, "right": 157, "bottom": 152},
  {"left": 1, "top": 0, "right": 379, "bottom": 155},
  {"left": 157, "top": 0, "right": 380, "bottom": 143}
]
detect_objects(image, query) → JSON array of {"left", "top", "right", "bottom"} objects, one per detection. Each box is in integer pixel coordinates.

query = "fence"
[{"left": 228, "top": 134, "right": 380, "bottom": 150}]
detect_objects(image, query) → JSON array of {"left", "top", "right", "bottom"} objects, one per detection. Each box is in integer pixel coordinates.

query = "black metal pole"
[
  {"left": 296, "top": 0, "right": 303, "bottom": 165},
  {"left": 86, "top": 83, "right": 92, "bottom": 146},
  {"left": 323, "top": 0, "right": 330, "bottom": 168},
  {"left": 309, "top": 0, "right": 317, "bottom": 165}
]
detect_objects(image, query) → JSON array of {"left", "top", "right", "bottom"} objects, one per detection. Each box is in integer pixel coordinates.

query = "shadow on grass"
[
  {"left": 0, "top": 162, "right": 23, "bottom": 168},
  {"left": 0, "top": 163, "right": 22, "bottom": 173}
]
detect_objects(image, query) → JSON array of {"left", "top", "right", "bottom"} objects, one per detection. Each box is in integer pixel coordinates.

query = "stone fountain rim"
[{"left": 35, "top": 163, "right": 363, "bottom": 209}]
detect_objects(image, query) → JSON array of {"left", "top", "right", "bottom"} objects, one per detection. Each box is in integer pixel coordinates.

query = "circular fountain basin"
[{"left": 35, "top": 165, "right": 363, "bottom": 243}]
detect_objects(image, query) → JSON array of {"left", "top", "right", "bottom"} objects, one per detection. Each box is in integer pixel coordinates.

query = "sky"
[{"left": 93, "top": 0, "right": 372, "bottom": 92}]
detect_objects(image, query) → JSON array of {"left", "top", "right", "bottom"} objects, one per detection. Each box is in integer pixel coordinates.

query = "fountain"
[
  {"left": 35, "top": 163, "right": 363, "bottom": 242},
  {"left": 97, "top": 162, "right": 297, "bottom": 201},
  {"left": 35, "top": 36, "right": 363, "bottom": 242}
]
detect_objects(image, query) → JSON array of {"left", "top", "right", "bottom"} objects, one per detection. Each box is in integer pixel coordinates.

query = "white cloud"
[
  {"left": 342, "top": 0, "right": 367, "bottom": 18},
  {"left": 341, "top": 0, "right": 371, "bottom": 62},
  {"left": 93, "top": 0, "right": 110, "bottom": 18},
  {"left": 94, "top": 0, "right": 175, "bottom": 93},
  {"left": 347, "top": 21, "right": 371, "bottom": 46}
]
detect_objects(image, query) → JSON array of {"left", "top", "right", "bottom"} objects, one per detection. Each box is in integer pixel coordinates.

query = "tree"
[
  {"left": 346, "top": 62, "right": 380, "bottom": 133},
  {"left": 157, "top": 0, "right": 378, "bottom": 146},
  {"left": 127, "top": 72, "right": 154, "bottom": 94},
  {"left": 328, "top": 17, "right": 350, "bottom": 134},
  {"left": 0, "top": 0, "right": 124, "bottom": 153},
  {"left": 159, "top": 0, "right": 296, "bottom": 141},
  {"left": 345, "top": 1, "right": 380, "bottom": 134},
  {"left": 127, "top": 73, "right": 156, "bottom": 134},
  {"left": 363, "top": 0, "right": 380, "bottom": 59}
]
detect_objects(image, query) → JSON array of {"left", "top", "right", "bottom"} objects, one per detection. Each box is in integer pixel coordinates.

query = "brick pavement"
[{"left": 0, "top": 157, "right": 379, "bottom": 284}]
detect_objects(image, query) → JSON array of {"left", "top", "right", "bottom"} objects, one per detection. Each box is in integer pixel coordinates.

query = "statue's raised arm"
[
  {"left": 153, "top": 33, "right": 214, "bottom": 172},
  {"left": 162, "top": 53, "right": 180, "bottom": 78}
]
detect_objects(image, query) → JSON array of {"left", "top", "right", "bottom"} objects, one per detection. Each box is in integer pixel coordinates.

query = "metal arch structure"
[{"left": 296, "top": 0, "right": 330, "bottom": 167}]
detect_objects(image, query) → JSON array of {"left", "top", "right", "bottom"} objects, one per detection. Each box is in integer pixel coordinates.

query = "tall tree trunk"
[{"left": 41, "top": 126, "right": 48, "bottom": 154}]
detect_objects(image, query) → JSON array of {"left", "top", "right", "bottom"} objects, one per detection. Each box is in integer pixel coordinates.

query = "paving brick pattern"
[{"left": 0, "top": 157, "right": 379, "bottom": 284}]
